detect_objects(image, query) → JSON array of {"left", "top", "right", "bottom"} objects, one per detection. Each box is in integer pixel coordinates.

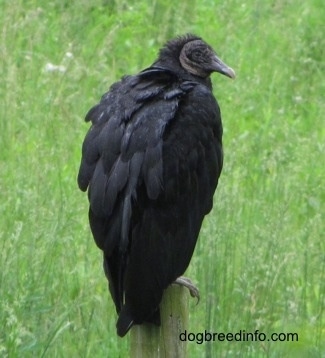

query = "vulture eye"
[
  {"left": 188, "top": 48, "right": 207, "bottom": 63},
  {"left": 191, "top": 49, "right": 202, "bottom": 60}
]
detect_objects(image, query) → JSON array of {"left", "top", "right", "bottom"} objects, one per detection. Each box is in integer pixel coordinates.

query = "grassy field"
[{"left": 1, "top": 0, "right": 324, "bottom": 357}]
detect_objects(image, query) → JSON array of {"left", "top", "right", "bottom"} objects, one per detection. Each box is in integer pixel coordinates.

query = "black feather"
[{"left": 77, "top": 34, "right": 234, "bottom": 337}]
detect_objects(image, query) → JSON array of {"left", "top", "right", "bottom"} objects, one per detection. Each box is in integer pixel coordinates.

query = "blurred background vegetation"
[{"left": 1, "top": 0, "right": 324, "bottom": 356}]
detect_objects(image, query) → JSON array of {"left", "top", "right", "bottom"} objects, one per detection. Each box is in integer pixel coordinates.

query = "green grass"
[{"left": 1, "top": 0, "right": 324, "bottom": 357}]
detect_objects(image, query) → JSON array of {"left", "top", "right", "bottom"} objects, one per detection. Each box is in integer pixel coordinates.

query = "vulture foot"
[{"left": 173, "top": 276, "right": 200, "bottom": 303}]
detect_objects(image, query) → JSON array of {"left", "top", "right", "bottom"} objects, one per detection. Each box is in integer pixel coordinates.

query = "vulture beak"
[{"left": 212, "top": 55, "right": 236, "bottom": 79}]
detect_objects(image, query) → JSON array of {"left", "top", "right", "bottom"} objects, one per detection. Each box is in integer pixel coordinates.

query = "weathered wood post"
[{"left": 130, "top": 284, "right": 189, "bottom": 358}]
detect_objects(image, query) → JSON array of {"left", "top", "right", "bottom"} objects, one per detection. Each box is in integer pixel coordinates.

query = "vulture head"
[{"left": 157, "top": 34, "right": 236, "bottom": 79}]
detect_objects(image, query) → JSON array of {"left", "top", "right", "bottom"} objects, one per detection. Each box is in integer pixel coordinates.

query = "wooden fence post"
[{"left": 130, "top": 284, "right": 189, "bottom": 358}]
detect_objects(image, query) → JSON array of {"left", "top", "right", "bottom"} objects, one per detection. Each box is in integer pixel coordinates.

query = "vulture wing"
[{"left": 77, "top": 67, "right": 223, "bottom": 336}]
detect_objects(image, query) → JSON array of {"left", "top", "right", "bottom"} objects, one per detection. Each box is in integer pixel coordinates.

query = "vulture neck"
[{"left": 152, "top": 59, "right": 213, "bottom": 89}]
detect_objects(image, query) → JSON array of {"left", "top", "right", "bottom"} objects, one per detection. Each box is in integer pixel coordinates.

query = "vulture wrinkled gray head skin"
[
  {"left": 77, "top": 34, "right": 235, "bottom": 337},
  {"left": 156, "top": 35, "right": 235, "bottom": 79}
]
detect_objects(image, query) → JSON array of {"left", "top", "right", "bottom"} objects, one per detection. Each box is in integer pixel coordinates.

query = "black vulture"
[{"left": 77, "top": 34, "right": 235, "bottom": 337}]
